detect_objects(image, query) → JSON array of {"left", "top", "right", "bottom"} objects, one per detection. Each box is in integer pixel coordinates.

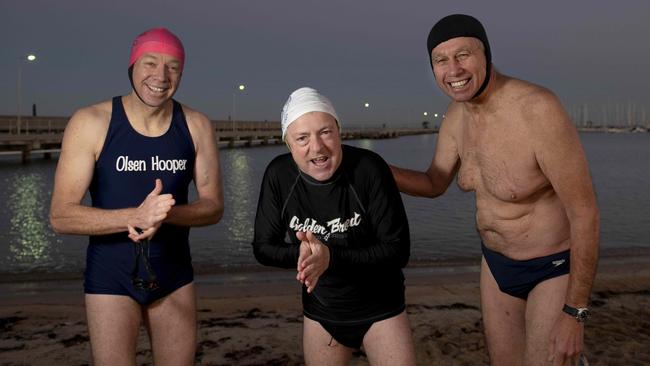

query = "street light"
[
  {"left": 17, "top": 53, "right": 37, "bottom": 135},
  {"left": 232, "top": 84, "right": 246, "bottom": 132},
  {"left": 362, "top": 102, "right": 371, "bottom": 128},
  {"left": 422, "top": 112, "right": 431, "bottom": 129}
]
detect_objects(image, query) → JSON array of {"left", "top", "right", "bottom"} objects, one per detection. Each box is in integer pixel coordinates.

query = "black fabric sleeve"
[
  {"left": 251, "top": 160, "right": 300, "bottom": 269},
  {"left": 328, "top": 151, "right": 410, "bottom": 270}
]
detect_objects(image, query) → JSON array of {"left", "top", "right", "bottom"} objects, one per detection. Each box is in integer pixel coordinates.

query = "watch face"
[{"left": 577, "top": 308, "right": 590, "bottom": 322}]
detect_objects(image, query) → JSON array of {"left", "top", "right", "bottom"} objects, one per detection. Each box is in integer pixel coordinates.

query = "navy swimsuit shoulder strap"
[
  {"left": 111, "top": 96, "right": 129, "bottom": 125},
  {"left": 170, "top": 99, "right": 195, "bottom": 148}
]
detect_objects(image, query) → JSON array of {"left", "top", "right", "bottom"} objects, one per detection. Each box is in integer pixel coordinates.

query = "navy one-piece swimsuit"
[{"left": 84, "top": 96, "right": 195, "bottom": 305}]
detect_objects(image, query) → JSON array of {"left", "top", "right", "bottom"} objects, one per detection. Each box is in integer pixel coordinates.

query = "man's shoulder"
[
  {"left": 267, "top": 152, "right": 294, "bottom": 171},
  {"left": 264, "top": 153, "right": 297, "bottom": 187},
  {"left": 67, "top": 99, "right": 113, "bottom": 133},
  {"left": 342, "top": 145, "right": 390, "bottom": 180},
  {"left": 503, "top": 77, "right": 559, "bottom": 108},
  {"left": 501, "top": 77, "right": 571, "bottom": 134},
  {"left": 445, "top": 101, "right": 464, "bottom": 118},
  {"left": 179, "top": 102, "right": 211, "bottom": 128},
  {"left": 177, "top": 102, "right": 216, "bottom": 150},
  {"left": 60, "top": 99, "right": 113, "bottom": 156},
  {"left": 343, "top": 144, "right": 383, "bottom": 163},
  {"left": 438, "top": 102, "right": 464, "bottom": 136}
]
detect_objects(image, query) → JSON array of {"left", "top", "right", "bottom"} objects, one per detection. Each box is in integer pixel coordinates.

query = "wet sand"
[{"left": 1, "top": 254, "right": 649, "bottom": 365}]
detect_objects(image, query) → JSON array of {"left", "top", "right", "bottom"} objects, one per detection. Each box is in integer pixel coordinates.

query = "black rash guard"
[{"left": 252, "top": 144, "right": 410, "bottom": 324}]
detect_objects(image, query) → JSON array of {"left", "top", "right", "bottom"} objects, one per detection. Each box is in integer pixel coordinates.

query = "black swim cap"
[{"left": 427, "top": 14, "right": 492, "bottom": 99}]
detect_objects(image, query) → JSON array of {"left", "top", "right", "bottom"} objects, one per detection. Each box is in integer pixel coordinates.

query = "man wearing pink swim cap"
[
  {"left": 127, "top": 27, "right": 186, "bottom": 108},
  {"left": 51, "top": 27, "right": 224, "bottom": 365}
]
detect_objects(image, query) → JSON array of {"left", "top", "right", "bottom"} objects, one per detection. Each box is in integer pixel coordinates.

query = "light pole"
[
  {"left": 232, "top": 84, "right": 245, "bottom": 132},
  {"left": 363, "top": 102, "right": 370, "bottom": 129},
  {"left": 17, "top": 54, "right": 37, "bottom": 135}
]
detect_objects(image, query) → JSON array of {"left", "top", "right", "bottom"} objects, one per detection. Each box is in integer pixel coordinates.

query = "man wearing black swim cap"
[{"left": 391, "top": 14, "right": 599, "bottom": 366}]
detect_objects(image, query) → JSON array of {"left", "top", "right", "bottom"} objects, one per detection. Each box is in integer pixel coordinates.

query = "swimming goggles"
[{"left": 131, "top": 238, "right": 159, "bottom": 292}]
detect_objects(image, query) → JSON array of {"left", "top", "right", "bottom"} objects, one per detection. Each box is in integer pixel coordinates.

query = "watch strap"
[{"left": 563, "top": 304, "right": 590, "bottom": 322}]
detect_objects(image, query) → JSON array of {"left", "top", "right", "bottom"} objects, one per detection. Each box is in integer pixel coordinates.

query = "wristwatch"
[{"left": 562, "top": 304, "right": 590, "bottom": 322}]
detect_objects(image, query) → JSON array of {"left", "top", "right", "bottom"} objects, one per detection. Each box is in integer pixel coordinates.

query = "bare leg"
[
  {"left": 480, "top": 257, "right": 527, "bottom": 366},
  {"left": 525, "top": 274, "right": 572, "bottom": 366},
  {"left": 143, "top": 282, "right": 197, "bottom": 366},
  {"left": 85, "top": 294, "right": 142, "bottom": 366},
  {"left": 363, "top": 311, "right": 415, "bottom": 366},
  {"left": 303, "top": 316, "right": 354, "bottom": 366}
]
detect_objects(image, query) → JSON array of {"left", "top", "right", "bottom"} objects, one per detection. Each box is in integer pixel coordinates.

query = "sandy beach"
[{"left": 1, "top": 253, "right": 649, "bottom": 366}]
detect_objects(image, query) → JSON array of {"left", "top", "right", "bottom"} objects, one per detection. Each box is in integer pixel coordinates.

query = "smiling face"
[
  {"left": 130, "top": 52, "right": 182, "bottom": 107},
  {"left": 285, "top": 111, "right": 342, "bottom": 181},
  {"left": 430, "top": 37, "right": 487, "bottom": 102}
]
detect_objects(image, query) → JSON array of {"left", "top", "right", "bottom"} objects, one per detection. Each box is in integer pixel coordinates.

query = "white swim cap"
[{"left": 281, "top": 87, "right": 339, "bottom": 139}]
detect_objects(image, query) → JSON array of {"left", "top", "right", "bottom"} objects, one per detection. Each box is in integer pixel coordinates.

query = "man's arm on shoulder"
[
  {"left": 165, "top": 108, "right": 224, "bottom": 226},
  {"left": 531, "top": 90, "right": 600, "bottom": 307},
  {"left": 49, "top": 103, "right": 142, "bottom": 235},
  {"left": 390, "top": 106, "right": 460, "bottom": 198}
]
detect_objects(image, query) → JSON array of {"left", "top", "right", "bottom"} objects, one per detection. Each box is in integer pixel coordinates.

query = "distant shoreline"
[{"left": 578, "top": 125, "right": 649, "bottom": 133}]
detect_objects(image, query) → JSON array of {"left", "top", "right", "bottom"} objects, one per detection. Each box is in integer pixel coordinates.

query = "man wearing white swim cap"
[
  {"left": 280, "top": 87, "right": 340, "bottom": 140},
  {"left": 50, "top": 27, "right": 224, "bottom": 364},
  {"left": 254, "top": 87, "right": 416, "bottom": 364},
  {"left": 391, "top": 14, "right": 599, "bottom": 366}
]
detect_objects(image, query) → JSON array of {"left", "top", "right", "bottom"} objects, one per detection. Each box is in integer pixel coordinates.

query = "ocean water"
[{"left": 0, "top": 132, "right": 648, "bottom": 278}]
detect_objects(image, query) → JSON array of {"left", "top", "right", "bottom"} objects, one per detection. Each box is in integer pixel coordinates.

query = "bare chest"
[{"left": 456, "top": 121, "right": 549, "bottom": 202}]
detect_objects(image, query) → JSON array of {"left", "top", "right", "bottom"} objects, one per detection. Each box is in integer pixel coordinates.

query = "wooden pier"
[{"left": 0, "top": 115, "right": 436, "bottom": 163}]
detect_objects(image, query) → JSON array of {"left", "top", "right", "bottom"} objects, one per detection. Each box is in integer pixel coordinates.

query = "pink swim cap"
[{"left": 128, "top": 27, "right": 185, "bottom": 71}]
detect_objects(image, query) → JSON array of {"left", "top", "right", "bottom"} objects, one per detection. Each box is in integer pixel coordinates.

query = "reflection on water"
[
  {"left": 0, "top": 133, "right": 649, "bottom": 276},
  {"left": 7, "top": 173, "right": 58, "bottom": 266},
  {"left": 223, "top": 149, "right": 254, "bottom": 246},
  {"left": 356, "top": 139, "right": 374, "bottom": 151}
]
